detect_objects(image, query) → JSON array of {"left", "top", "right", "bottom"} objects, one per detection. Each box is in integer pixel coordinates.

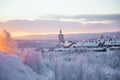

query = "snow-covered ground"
[
  {"left": 0, "top": 48, "right": 120, "bottom": 80},
  {"left": 0, "top": 30, "right": 120, "bottom": 80},
  {"left": 0, "top": 51, "right": 48, "bottom": 80}
]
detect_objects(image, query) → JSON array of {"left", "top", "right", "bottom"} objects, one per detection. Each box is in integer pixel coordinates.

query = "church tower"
[{"left": 58, "top": 29, "right": 64, "bottom": 47}]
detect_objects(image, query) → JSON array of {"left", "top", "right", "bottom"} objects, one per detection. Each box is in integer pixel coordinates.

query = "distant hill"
[{"left": 14, "top": 31, "right": 120, "bottom": 41}]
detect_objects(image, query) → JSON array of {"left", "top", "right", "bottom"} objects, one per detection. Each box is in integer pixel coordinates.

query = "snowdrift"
[{"left": 0, "top": 51, "right": 48, "bottom": 80}]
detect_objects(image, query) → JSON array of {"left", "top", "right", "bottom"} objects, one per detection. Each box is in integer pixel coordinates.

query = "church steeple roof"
[{"left": 60, "top": 29, "right": 62, "bottom": 34}]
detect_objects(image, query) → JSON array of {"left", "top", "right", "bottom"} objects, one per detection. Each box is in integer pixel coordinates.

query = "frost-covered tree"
[
  {"left": 0, "top": 30, "right": 18, "bottom": 55},
  {"left": 22, "top": 50, "right": 53, "bottom": 80}
]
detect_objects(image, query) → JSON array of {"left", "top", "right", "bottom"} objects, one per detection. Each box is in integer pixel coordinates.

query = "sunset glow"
[
  {"left": 0, "top": 0, "right": 120, "bottom": 36},
  {"left": 0, "top": 31, "right": 17, "bottom": 54},
  {"left": 11, "top": 32, "right": 58, "bottom": 37}
]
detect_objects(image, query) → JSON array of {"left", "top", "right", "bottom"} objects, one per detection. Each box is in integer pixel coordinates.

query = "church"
[{"left": 57, "top": 29, "right": 65, "bottom": 47}]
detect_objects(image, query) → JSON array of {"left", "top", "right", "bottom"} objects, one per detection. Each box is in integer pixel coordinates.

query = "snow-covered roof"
[
  {"left": 74, "top": 42, "right": 83, "bottom": 46},
  {"left": 83, "top": 42, "right": 98, "bottom": 46},
  {"left": 104, "top": 41, "right": 120, "bottom": 45},
  {"left": 64, "top": 41, "right": 72, "bottom": 47},
  {"left": 72, "top": 41, "right": 98, "bottom": 47}
]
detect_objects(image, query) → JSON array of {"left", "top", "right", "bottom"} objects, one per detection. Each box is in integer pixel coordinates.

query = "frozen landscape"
[
  {"left": 0, "top": 30, "right": 120, "bottom": 80},
  {"left": 0, "top": 0, "right": 120, "bottom": 80}
]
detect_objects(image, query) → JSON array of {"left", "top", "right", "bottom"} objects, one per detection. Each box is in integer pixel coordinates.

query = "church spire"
[
  {"left": 60, "top": 28, "right": 62, "bottom": 34},
  {"left": 58, "top": 28, "right": 64, "bottom": 47},
  {"left": 59, "top": 25, "right": 62, "bottom": 34}
]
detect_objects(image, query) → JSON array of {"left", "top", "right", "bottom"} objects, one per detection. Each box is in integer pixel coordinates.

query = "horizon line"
[{"left": 12, "top": 30, "right": 120, "bottom": 38}]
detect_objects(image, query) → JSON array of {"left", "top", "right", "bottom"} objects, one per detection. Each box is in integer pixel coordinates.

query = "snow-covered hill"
[{"left": 0, "top": 52, "right": 48, "bottom": 80}]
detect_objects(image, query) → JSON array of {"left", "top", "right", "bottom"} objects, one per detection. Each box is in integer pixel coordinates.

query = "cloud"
[
  {"left": 0, "top": 14, "right": 120, "bottom": 37},
  {"left": 45, "top": 14, "right": 120, "bottom": 21}
]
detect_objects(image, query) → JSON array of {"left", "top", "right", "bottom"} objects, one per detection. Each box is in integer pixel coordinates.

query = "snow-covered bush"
[
  {"left": 22, "top": 50, "right": 53, "bottom": 80},
  {"left": 42, "top": 51, "right": 120, "bottom": 80}
]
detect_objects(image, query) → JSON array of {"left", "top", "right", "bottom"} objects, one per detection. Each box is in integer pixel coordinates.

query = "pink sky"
[{"left": 0, "top": 15, "right": 120, "bottom": 37}]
